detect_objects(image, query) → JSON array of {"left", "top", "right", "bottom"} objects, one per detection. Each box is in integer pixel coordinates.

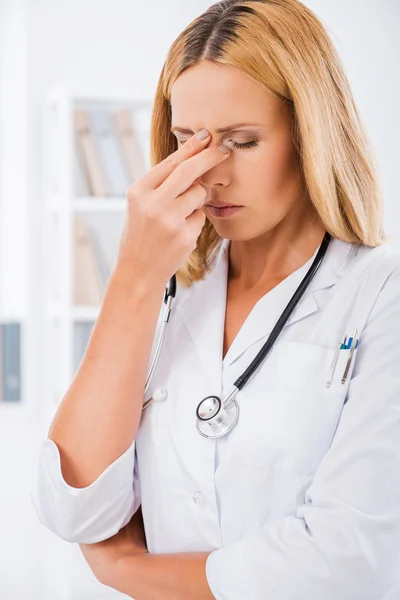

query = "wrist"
[{"left": 110, "top": 261, "right": 167, "bottom": 300}]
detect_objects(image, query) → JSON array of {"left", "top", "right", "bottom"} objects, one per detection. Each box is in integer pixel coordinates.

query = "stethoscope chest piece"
[{"left": 195, "top": 395, "right": 240, "bottom": 439}]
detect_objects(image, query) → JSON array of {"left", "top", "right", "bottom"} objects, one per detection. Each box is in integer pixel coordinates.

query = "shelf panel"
[
  {"left": 48, "top": 304, "right": 100, "bottom": 321},
  {"left": 0, "top": 401, "right": 32, "bottom": 418},
  {"left": 74, "top": 197, "right": 126, "bottom": 212},
  {"left": 45, "top": 197, "right": 127, "bottom": 213},
  {"left": 72, "top": 306, "right": 100, "bottom": 321}
]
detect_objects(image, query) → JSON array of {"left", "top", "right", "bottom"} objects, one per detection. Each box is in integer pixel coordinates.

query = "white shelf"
[
  {"left": 74, "top": 197, "right": 126, "bottom": 212},
  {"left": 41, "top": 85, "right": 152, "bottom": 418},
  {"left": 0, "top": 401, "right": 33, "bottom": 419},
  {"left": 49, "top": 303, "right": 100, "bottom": 321},
  {"left": 72, "top": 306, "right": 100, "bottom": 321},
  {"left": 46, "top": 197, "right": 127, "bottom": 213}
]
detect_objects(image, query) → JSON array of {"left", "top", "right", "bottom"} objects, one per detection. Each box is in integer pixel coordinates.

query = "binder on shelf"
[
  {"left": 113, "top": 108, "right": 147, "bottom": 182},
  {"left": 74, "top": 108, "right": 109, "bottom": 197},
  {"left": 0, "top": 322, "right": 21, "bottom": 403},
  {"left": 130, "top": 105, "right": 151, "bottom": 171},
  {"left": 74, "top": 215, "right": 105, "bottom": 305},
  {"left": 89, "top": 109, "right": 132, "bottom": 197},
  {"left": 85, "top": 219, "right": 111, "bottom": 288},
  {"left": 74, "top": 140, "right": 90, "bottom": 197},
  {"left": 83, "top": 211, "right": 123, "bottom": 282}
]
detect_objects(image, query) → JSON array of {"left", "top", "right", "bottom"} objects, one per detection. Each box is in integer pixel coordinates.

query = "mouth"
[
  {"left": 206, "top": 204, "right": 244, "bottom": 218},
  {"left": 206, "top": 205, "right": 241, "bottom": 209},
  {"left": 206, "top": 202, "right": 243, "bottom": 209}
]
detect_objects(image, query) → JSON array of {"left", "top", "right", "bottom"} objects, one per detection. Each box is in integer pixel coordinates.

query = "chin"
[
  {"left": 212, "top": 225, "right": 255, "bottom": 242},
  {"left": 211, "top": 220, "right": 277, "bottom": 243}
]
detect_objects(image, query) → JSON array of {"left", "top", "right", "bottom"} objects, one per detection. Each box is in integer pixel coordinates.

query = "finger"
[
  {"left": 157, "top": 144, "right": 230, "bottom": 200},
  {"left": 186, "top": 207, "right": 206, "bottom": 234},
  {"left": 143, "top": 130, "right": 212, "bottom": 190},
  {"left": 174, "top": 182, "right": 207, "bottom": 221}
]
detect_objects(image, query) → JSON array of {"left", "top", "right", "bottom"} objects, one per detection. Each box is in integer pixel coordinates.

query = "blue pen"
[{"left": 341, "top": 337, "right": 359, "bottom": 350}]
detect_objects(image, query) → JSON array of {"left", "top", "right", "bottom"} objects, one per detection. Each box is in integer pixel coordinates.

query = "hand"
[
  {"left": 116, "top": 129, "right": 231, "bottom": 285},
  {"left": 79, "top": 504, "right": 148, "bottom": 587}
]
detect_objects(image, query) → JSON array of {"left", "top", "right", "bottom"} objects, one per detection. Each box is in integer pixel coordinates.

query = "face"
[{"left": 170, "top": 60, "right": 313, "bottom": 242}]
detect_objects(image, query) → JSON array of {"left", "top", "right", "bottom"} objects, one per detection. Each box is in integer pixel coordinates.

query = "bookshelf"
[{"left": 41, "top": 84, "right": 153, "bottom": 422}]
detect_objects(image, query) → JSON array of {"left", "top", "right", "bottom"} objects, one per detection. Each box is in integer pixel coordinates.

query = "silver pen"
[
  {"left": 341, "top": 328, "right": 359, "bottom": 384},
  {"left": 326, "top": 334, "right": 347, "bottom": 388}
]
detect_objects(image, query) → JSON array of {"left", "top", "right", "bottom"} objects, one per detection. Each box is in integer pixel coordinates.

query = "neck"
[{"left": 228, "top": 216, "right": 326, "bottom": 292}]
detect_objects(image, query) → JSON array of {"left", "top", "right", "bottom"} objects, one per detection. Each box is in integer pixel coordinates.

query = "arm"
[
  {"left": 202, "top": 266, "right": 400, "bottom": 600},
  {"left": 30, "top": 264, "right": 166, "bottom": 543},
  {"left": 47, "top": 263, "right": 165, "bottom": 488},
  {"left": 108, "top": 552, "right": 215, "bottom": 600}
]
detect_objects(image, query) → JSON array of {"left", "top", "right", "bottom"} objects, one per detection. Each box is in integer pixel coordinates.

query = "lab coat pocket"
[{"left": 238, "top": 341, "right": 356, "bottom": 476}]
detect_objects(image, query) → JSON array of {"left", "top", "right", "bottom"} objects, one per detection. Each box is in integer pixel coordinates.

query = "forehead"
[{"left": 170, "top": 60, "right": 281, "bottom": 129}]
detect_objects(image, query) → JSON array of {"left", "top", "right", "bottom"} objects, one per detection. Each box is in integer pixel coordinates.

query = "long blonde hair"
[{"left": 150, "top": 0, "right": 387, "bottom": 288}]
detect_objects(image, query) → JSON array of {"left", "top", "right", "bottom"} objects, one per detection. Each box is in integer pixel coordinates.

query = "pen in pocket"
[
  {"left": 326, "top": 329, "right": 359, "bottom": 388},
  {"left": 341, "top": 328, "right": 359, "bottom": 384}
]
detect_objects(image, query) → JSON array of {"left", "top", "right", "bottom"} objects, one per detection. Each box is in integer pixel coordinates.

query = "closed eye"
[
  {"left": 231, "top": 140, "right": 259, "bottom": 149},
  {"left": 178, "top": 139, "right": 259, "bottom": 150}
]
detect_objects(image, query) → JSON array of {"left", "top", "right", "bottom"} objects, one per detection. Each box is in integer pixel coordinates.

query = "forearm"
[
  {"left": 112, "top": 552, "right": 215, "bottom": 600},
  {"left": 48, "top": 263, "right": 165, "bottom": 488}
]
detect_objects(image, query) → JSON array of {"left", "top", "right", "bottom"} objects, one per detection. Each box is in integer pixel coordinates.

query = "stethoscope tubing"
[{"left": 143, "top": 233, "right": 331, "bottom": 439}]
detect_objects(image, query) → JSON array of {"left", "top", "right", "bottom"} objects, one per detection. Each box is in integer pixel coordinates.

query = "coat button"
[
  {"left": 153, "top": 388, "right": 168, "bottom": 402},
  {"left": 192, "top": 490, "right": 205, "bottom": 507}
]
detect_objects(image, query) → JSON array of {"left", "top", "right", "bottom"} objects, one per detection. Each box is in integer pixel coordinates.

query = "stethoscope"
[{"left": 143, "top": 232, "right": 331, "bottom": 439}]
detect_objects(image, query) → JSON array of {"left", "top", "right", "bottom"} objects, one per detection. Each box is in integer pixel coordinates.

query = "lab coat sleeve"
[
  {"left": 30, "top": 436, "right": 141, "bottom": 544},
  {"left": 31, "top": 301, "right": 167, "bottom": 544},
  {"left": 206, "top": 265, "right": 400, "bottom": 600}
]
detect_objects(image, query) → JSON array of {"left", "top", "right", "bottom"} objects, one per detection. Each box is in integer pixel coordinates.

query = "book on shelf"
[
  {"left": 113, "top": 108, "right": 147, "bottom": 181},
  {"left": 74, "top": 215, "right": 105, "bottom": 305},
  {"left": 74, "top": 106, "right": 147, "bottom": 198},
  {"left": 73, "top": 213, "right": 123, "bottom": 305},
  {"left": 75, "top": 138, "right": 90, "bottom": 197},
  {"left": 0, "top": 321, "right": 21, "bottom": 403},
  {"left": 89, "top": 109, "right": 131, "bottom": 197},
  {"left": 74, "top": 109, "right": 109, "bottom": 197},
  {"left": 85, "top": 218, "right": 111, "bottom": 289}
]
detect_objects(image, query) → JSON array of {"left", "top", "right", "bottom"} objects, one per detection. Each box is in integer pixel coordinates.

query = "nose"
[{"left": 197, "top": 154, "right": 231, "bottom": 189}]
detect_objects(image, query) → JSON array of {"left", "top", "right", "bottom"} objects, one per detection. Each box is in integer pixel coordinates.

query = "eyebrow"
[{"left": 170, "top": 122, "right": 263, "bottom": 134}]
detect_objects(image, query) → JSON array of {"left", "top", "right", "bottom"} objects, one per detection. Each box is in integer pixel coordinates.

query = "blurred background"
[{"left": 0, "top": 0, "right": 398, "bottom": 598}]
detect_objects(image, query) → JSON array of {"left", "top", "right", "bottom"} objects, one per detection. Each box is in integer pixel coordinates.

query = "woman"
[{"left": 31, "top": 1, "right": 400, "bottom": 598}]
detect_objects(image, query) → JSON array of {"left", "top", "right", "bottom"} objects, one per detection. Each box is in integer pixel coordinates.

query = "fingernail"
[
  {"left": 218, "top": 143, "right": 230, "bottom": 154},
  {"left": 195, "top": 129, "right": 210, "bottom": 140}
]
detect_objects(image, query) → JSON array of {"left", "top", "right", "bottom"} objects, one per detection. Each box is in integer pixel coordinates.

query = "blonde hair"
[{"left": 150, "top": 0, "right": 387, "bottom": 288}]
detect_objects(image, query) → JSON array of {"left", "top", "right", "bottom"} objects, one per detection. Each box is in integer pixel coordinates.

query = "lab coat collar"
[{"left": 179, "top": 235, "right": 355, "bottom": 386}]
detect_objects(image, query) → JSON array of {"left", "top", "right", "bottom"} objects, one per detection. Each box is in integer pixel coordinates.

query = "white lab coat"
[{"left": 31, "top": 236, "right": 400, "bottom": 600}]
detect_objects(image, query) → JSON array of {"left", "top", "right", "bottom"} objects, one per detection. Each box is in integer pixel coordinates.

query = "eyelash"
[
  {"left": 231, "top": 140, "right": 259, "bottom": 149},
  {"left": 179, "top": 139, "right": 259, "bottom": 150}
]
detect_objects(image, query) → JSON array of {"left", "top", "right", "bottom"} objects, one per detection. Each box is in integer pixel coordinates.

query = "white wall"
[
  {"left": 0, "top": 1, "right": 398, "bottom": 599},
  {"left": 303, "top": 0, "right": 400, "bottom": 249},
  {"left": 0, "top": 0, "right": 28, "bottom": 318}
]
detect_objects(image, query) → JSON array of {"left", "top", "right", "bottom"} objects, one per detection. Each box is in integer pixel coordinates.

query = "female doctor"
[{"left": 31, "top": 1, "right": 400, "bottom": 598}]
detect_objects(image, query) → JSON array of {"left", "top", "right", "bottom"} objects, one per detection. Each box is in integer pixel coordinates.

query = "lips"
[{"left": 206, "top": 201, "right": 242, "bottom": 208}]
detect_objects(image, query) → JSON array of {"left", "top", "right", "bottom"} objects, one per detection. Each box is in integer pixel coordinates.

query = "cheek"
[
  {"left": 241, "top": 135, "right": 302, "bottom": 227},
  {"left": 263, "top": 135, "right": 298, "bottom": 187}
]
